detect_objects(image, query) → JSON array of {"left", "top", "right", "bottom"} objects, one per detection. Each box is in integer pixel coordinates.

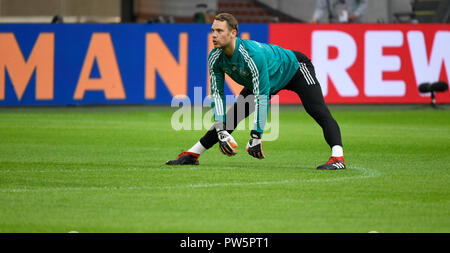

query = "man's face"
[{"left": 211, "top": 20, "right": 236, "bottom": 48}]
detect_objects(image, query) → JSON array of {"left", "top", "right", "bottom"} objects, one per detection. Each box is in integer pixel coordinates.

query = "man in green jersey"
[{"left": 166, "top": 13, "right": 345, "bottom": 170}]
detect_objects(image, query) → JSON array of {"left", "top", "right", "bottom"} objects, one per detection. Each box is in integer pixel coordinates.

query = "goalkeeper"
[{"left": 166, "top": 13, "right": 345, "bottom": 170}]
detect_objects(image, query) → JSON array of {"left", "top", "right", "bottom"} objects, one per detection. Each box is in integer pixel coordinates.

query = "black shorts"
[
  {"left": 283, "top": 50, "right": 321, "bottom": 93},
  {"left": 280, "top": 50, "right": 326, "bottom": 108},
  {"left": 232, "top": 50, "right": 325, "bottom": 113},
  {"left": 225, "top": 50, "right": 327, "bottom": 130}
]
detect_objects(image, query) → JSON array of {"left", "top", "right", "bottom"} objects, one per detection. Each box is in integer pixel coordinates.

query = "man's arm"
[
  {"left": 241, "top": 48, "right": 270, "bottom": 159},
  {"left": 245, "top": 52, "right": 270, "bottom": 134},
  {"left": 209, "top": 49, "right": 238, "bottom": 156},
  {"left": 208, "top": 50, "right": 226, "bottom": 124}
]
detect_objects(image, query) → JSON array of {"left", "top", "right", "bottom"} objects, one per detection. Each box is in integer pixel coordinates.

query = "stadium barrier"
[{"left": 0, "top": 23, "right": 448, "bottom": 106}]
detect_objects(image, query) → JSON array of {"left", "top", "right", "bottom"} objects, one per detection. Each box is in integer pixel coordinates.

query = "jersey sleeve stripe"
[
  {"left": 239, "top": 44, "right": 265, "bottom": 131},
  {"left": 208, "top": 49, "right": 224, "bottom": 117},
  {"left": 238, "top": 45, "right": 259, "bottom": 95}
]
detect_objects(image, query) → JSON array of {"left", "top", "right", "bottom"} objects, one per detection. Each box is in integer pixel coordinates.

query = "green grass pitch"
[{"left": 0, "top": 105, "right": 449, "bottom": 233}]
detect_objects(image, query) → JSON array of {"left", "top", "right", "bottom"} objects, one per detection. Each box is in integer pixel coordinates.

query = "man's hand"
[
  {"left": 246, "top": 130, "right": 265, "bottom": 159},
  {"left": 214, "top": 122, "right": 238, "bottom": 156},
  {"left": 218, "top": 130, "right": 238, "bottom": 156}
]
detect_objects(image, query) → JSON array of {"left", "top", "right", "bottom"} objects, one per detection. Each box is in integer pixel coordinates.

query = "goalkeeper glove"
[
  {"left": 214, "top": 122, "right": 238, "bottom": 156},
  {"left": 246, "top": 130, "right": 265, "bottom": 159}
]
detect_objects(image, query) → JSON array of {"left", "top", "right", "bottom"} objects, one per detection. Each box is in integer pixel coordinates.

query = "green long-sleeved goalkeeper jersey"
[{"left": 208, "top": 37, "right": 299, "bottom": 133}]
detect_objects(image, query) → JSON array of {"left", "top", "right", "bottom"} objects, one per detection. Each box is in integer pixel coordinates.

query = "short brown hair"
[{"left": 214, "top": 13, "right": 239, "bottom": 33}]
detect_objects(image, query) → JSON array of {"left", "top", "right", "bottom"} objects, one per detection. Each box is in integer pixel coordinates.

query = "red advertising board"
[{"left": 269, "top": 24, "right": 450, "bottom": 104}]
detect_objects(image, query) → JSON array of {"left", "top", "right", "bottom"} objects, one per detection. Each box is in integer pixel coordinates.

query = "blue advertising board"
[{"left": 0, "top": 24, "right": 268, "bottom": 106}]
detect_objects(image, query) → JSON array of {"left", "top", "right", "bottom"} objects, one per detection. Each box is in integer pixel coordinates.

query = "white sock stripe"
[
  {"left": 331, "top": 145, "right": 344, "bottom": 157},
  {"left": 188, "top": 141, "right": 206, "bottom": 154}
]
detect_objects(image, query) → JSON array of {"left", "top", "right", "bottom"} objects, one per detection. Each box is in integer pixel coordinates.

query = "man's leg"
[
  {"left": 286, "top": 71, "right": 343, "bottom": 149},
  {"left": 285, "top": 51, "right": 345, "bottom": 169},
  {"left": 166, "top": 88, "right": 254, "bottom": 165}
]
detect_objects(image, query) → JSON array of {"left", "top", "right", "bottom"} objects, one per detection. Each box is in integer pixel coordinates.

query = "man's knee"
[{"left": 305, "top": 104, "right": 334, "bottom": 124}]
